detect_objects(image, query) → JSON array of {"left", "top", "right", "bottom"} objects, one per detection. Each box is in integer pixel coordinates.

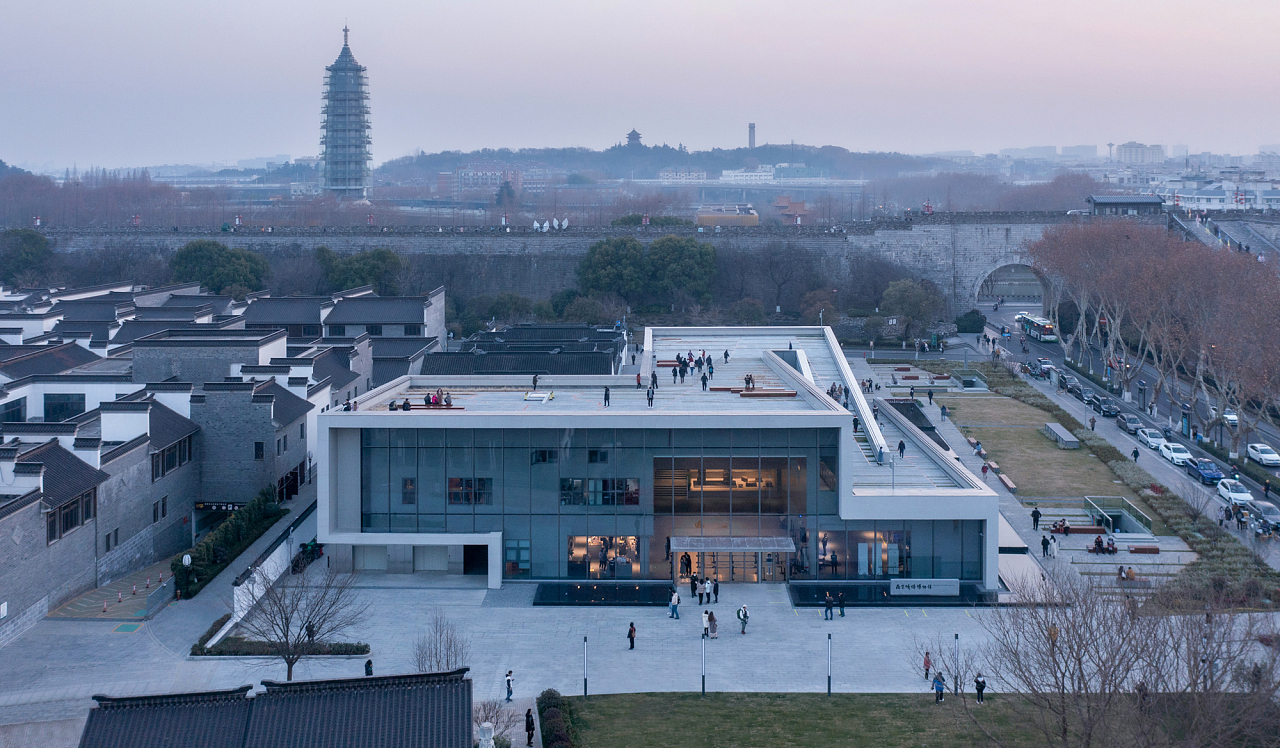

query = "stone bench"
[
  {"left": 1128, "top": 545, "right": 1161, "bottom": 555},
  {"left": 998, "top": 474, "right": 1017, "bottom": 493},
  {"left": 399, "top": 404, "right": 465, "bottom": 411},
  {"left": 1118, "top": 577, "right": 1154, "bottom": 588}
]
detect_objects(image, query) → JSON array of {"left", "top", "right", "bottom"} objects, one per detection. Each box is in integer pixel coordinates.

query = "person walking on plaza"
[
  {"left": 838, "top": 592, "right": 846, "bottom": 617},
  {"left": 647, "top": 386, "right": 654, "bottom": 407},
  {"left": 505, "top": 671, "right": 514, "bottom": 702},
  {"left": 628, "top": 622, "right": 636, "bottom": 650},
  {"left": 603, "top": 386, "right": 610, "bottom": 407},
  {"left": 690, "top": 574, "right": 698, "bottom": 601},
  {"left": 898, "top": 440, "right": 906, "bottom": 459},
  {"left": 701, "top": 372, "right": 709, "bottom": 391},
  {"left": 712, "top": 578, "right": 719, "bottom": 603},
  {"left": 1132, "top": 447, "right": 1139, "bottom": 462},
  {"left": 974, "top": 673, "right": 987, "bottom": 704},
  {"left": 927, "top": 389, "right": 933, "bottom": 405},
  {"left": 670, "top": 590, "right": 681, "bottom": 619},
  {"left": 702, "top": 609, "right": 710, "bottom": 639},
  {"left": 1049, "top": 534, "right": 1058, "bottom": 558},
  {"left": 708, "top": 610, "right": 718, "bottom": 638},
  {"left": 1031, "top": 507, "right": 1041, "bottom": 531},
  {"left": 981, "top": 463, "right": 989, "bottom": 482},
  {"left": 651, "top": 371, "right": 658, "bottom": 390},
  {"left": 933, "top": 673, "right": 946, "bottom": 703},
  {"left": 1041, "top": 535, "right": 1050, "bottom": 558},
  {"left": 1089, "top": 416, "right": 1096, "bottom": 431},
  {"left": 698, "top": 578, "right": 707, "bottom": 605},
  {"left": 1265, "top": 479, "right": 1271, "bottom": 499},
  {"left": 525, "top": 709, "right": 535, "bottom": 746},
  {"left": 923, "top": 651, "right": 932, "bottom": 680},
  {"left": 824, "top": 593, "right": 834, "bottom": 620},
  {"left": 636, "top": 373, "right": 642, "bottom": 389},
  {"left": 737, "top": 604, "right": 749, "bottom": 634}
]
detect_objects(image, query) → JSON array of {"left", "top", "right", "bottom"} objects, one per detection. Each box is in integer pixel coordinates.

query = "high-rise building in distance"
[{"left": 321, "top": 27, "right": 372, "bottom": 199}]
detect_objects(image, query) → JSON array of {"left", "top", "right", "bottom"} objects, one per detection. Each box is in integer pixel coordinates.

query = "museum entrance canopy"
[{"left": 669, "top": 536, "right": 796, "bottom": 554}]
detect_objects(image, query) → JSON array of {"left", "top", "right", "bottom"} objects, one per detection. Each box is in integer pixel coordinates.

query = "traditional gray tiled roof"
[
  {"left": 420, "top": 351, "right": 615, "bottom": 376},
  {"left": 242, "top": 297, "right": 333, "bottom": 327},
  {"left": 310, "top": 348, "right": 359, "bottom": 391},
  {"left": 0, "top": 343, "right": 101, "bottom": 379},
  {"left": 253, "top": 380, "right": 314, "bottom": 427},
  {"left": 79, "top": 686, "right": 254, "bottom": 748},
  {"left": 149, "top": 401, "right": 199, "bottom": 450},
  {"left": 79, "top": 670, "right": 472, "bottom": 748},
  {"left": 16, "top": 440, "right": 109, "bottom": 509},
  {"left": 50, "top": 299, "right": 135, "bottom": 322},
  {"left": 323, "top": 297, "right": 428, "bottom": 325}
]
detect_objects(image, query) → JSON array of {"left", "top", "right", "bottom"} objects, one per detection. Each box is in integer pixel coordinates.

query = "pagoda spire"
[{"left": 343, "top": 25, "right": 349, "bottom": 46}]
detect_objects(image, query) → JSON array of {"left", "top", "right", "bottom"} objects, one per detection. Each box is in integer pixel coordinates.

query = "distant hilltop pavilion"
[{"left": 321, "top": 26, "right": 372, "bottom": 199}]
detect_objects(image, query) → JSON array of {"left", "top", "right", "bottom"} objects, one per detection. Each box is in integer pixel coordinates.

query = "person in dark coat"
[
  {"left": 628, "top": 622, "right": 636, "bottom": 650},
  {"left": 838, "top": 592, "right": 845, "bottom": 617},
  {"left": 525, "top": 709, "right": 535, "bottom": 746},
  {"left": 1041, "top": 535, "right": 1050, "bottom": 557},
  {"left": 1031, "top": 507, "right": 1041, "bottom": 530},
  {"left": 824, "top": 593, "right": 834, "bottom": 620},
  {"left": 712, "top": 579, "right": 719, "bottom": 603}
]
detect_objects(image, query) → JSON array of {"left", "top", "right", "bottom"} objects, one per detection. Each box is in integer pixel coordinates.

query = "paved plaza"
[{"left": 0, "top": 570, "right": 991, "bottom": 736}]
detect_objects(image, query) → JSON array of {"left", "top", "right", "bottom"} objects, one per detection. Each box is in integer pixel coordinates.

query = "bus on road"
[{"left": 1018, "top": 314, "right": 1058, "bottom": 342}]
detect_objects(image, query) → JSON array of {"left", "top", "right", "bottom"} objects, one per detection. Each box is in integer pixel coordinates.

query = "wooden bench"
[
  {"left": 934, "top": 374, "right": 951, "bottom": 380},
  {"left": 1128, "top": 545, "right": 1161, "bottom": 555},
  {"left": 894, "top": 366, "right": 911, "bottom": 372},
  {"left": 399, "top": 404, "right": 465, "bottom": 410},
  {"left": 998, "top": 474, "right": 1017, "bottom": 493},
  {"left": 709, "top": 386, "right": 737, "bottom": 392},
  {"left": 966, "top": 436, "right": 978, "bottom": 447},
  {"left": 903, "top": 375, "right": 919, "bottom": 380},
  {"left": 740, "top": 390, "right": 797, "bottom": 398},
  {"left": 985, "top": 461, "right": 1000, "bottom": 474},
  {"left": 1059, "top": 525, "right": 1106, "bottom": 535}
]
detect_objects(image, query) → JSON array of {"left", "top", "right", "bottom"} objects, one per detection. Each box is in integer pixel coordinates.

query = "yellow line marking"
[{"left": 904, "top": 611, "right": 909, "bottom": 617}]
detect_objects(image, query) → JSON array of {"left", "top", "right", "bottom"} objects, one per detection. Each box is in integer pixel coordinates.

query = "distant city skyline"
[{"left": 3, "top": 0, "right": 1279, "bottom": 172}]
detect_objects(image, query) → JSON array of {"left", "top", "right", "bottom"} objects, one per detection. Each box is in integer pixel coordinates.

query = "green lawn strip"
[
  {"left": 922, "top": 362, "right": 1280, "bottom": 605},
  {"left": 567, "top": 693, "right": 1038, "bottom": 748}
]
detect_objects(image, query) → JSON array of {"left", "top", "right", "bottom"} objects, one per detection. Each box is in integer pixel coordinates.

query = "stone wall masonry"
[
  {"left": 96, "top": 440, "right": 202, "bottom": 586},
  {"left": 0, "top": 500, "right": 97, "bottom": 648},
  {"left": 40, "top": 213, "right": 1164, "bottom": 314}
]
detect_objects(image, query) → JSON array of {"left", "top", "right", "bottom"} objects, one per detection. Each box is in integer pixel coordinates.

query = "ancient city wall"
[{"left": 39, "top": 213, "right": 1107, "bottom": 311}]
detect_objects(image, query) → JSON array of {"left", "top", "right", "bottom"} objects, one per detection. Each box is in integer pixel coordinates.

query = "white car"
[
  {"left": 1217, "top": 479, "right": 1252, "bottom": 506},
  {"left": 1209, "top": 406, "right": 1238, "bottom": 427},
  {"left": 1247, "top": 443, "right": 1280, "bottom": 468},
  {"left": 1137, "top": 429, "right": 1166, "bottom": 450},
  {"left": 1160, "top": 442, "right": 1192, "bottom": 465}
]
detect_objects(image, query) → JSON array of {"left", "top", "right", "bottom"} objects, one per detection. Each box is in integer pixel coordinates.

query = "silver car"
[{"left": 1137, "top": 429, "right": 1166, "bottom": 450}]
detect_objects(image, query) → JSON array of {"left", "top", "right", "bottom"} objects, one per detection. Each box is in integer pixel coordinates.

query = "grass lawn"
[
  {"left": 567, "top": 693, "right": 1040, "bottom": 748},
  {"left": 938, "top": 396, "right": 1170, "bottom": 535}
]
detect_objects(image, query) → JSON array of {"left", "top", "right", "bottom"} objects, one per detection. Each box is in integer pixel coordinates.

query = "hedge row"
[
  {"left": 193, "top": 636, "right": 369, "bottom": 657},
  {"left": 921, "top": 360, "right": 1280, "bottom": 606},
  {"left": 537, "top": 689, "right": 583, "bottom": 748},
  {"left": 170, "top": 487, "right": 287, "bottom": 598}
]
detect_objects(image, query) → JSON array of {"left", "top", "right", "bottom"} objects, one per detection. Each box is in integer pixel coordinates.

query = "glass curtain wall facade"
[{"left": 358, "top": 427, "right": 982, "bottom": 582}]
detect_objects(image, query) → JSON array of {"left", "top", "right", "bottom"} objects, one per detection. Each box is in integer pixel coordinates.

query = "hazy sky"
[{"left": 5, "top": 0, "right": 1279, "bottom": 171}]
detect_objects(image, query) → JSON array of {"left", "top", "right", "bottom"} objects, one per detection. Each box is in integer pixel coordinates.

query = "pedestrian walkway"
[{"left": 47, "top": 557, "right": 177, "bottom": 620}]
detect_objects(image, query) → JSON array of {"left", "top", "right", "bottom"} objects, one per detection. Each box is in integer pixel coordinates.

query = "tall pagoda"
[{"left": 321, "top": 27, "right": 372, "bottom": 199}]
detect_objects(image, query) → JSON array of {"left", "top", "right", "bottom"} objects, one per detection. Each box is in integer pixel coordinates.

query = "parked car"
[
  {"left": 1217, "top": 478, "right": 1253, "bottom": 506},
  {"left": 1160, "top": 442, "right": 1192, "bottom": 465},
  {"left": 1247, "top": 443, "right": 1280, "bottom": 467},
  {"left": 1118, "top": 414, "right": 1142, "bottom": 434},
  {"left": 1037, "top": 358, "right": 1053, "bottom": 370},
  {"left": 1071, "top": 385, "right": 1089, "bottom": 402},
  {"left": 1186, "top": 458, "right": 1225, "bottom": 485},
  {"left": 1092, "top": 397, "right": 1120, "bottom": 417},
  {"left": 1137, "top": 429, "right": 1166, "bottom": 450},
  {"left": 1248, "top": 500, "right": 1280, "bottom": 529},
  {"left": 1061, "top": 375, "right": 1080, "bottom": 393},
  {"left": 1209, "top": 406, "right": 1239, "bottom": 427}
]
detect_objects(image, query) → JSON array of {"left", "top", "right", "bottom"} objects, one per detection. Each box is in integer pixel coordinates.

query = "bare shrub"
[
  {"left": 473, "top": 699, "right": 521, "bottom": 743},
  {"left": 412, "top": 607, "right": 471, "bottom": 673}
]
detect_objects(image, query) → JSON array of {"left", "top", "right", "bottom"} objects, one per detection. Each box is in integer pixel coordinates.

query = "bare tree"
[
  {"left": 473, "top": 699, "right": 522, "bottom": 744},
  {"left": 412, "top": 607, "right": 472, "bottom": 673},
  {"left": 926, "top": 568, "right": 1280, "bottom": 748},
  {"left": 236, "top": 567, "right": 370, "bottom": 681}
]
